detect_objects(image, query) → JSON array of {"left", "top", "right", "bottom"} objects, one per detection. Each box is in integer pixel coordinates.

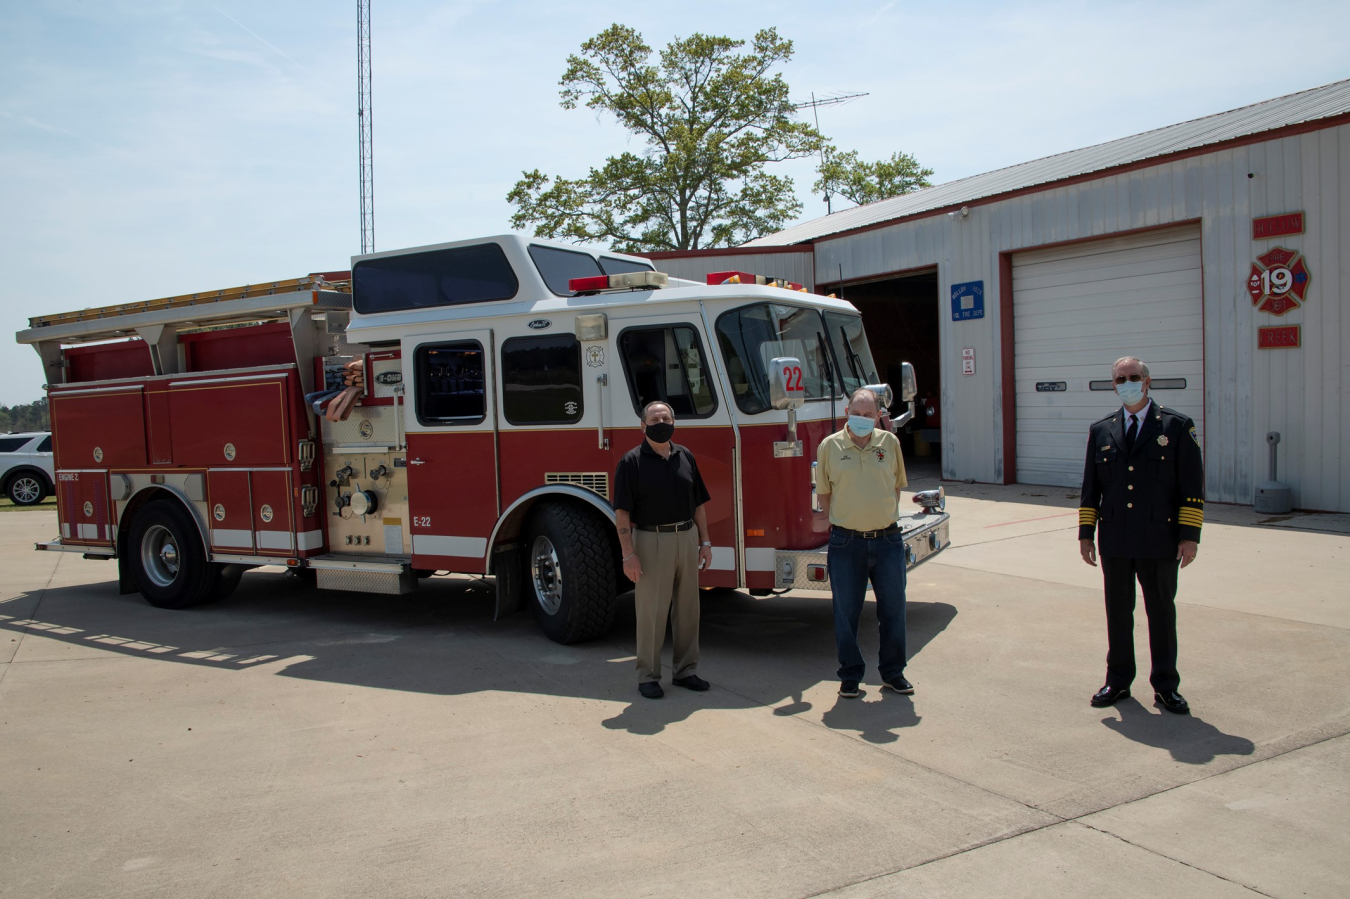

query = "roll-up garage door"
[{"left": 1013, "top": 224, "right": 1204, "bottom": 487}]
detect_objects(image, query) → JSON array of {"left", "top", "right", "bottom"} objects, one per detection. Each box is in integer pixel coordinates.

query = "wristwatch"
[{"left": 700, "top": 541, "right": 712, "bottom": 547}]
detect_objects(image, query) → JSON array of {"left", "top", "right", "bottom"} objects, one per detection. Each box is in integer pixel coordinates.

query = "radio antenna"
[
  {"left": 793, "top": 91, "right": 868, "bottom": 215},
  {"left": 357, "top": 0, "right": 374, "bottom": 254}
]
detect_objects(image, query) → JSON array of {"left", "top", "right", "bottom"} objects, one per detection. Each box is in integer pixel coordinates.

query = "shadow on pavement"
[
  {"left": 2, "top": 569, "right": 956, "bottom": 742},
  {"left": 1100, "top": 696, "right": 1256, "bottom": 764}
]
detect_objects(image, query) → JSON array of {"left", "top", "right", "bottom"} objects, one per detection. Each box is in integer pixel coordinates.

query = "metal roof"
[{"left": 745, "top": 77, "right": 1350, "bottom": 246}]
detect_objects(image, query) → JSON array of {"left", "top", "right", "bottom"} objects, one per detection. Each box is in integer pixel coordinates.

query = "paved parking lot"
[{"left": 2, "top": 480, "right": 1348, "bottom": 898}]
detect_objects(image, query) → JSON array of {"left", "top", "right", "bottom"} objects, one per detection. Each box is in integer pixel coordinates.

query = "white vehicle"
[{"left": 0, "top": 432, "right": 54, "bottom": 505}]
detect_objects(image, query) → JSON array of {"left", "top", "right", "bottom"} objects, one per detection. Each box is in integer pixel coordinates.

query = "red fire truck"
[{"left": 17, "top": 235, "right": 949, "bottom": 644}]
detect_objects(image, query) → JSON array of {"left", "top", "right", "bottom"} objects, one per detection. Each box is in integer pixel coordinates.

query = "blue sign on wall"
[{"left": 950, "top": 280, "right": 985, "bottom": 322}]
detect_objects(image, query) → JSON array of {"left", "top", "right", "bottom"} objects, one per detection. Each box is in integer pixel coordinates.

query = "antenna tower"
[
  {"left": 357, "top": 0, "right": 374, "bottom": 254},
  {"left": 794, "top": 91, "right": 868, "bottom": 215}
]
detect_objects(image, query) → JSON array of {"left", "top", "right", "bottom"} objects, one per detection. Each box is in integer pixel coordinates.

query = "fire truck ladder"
[{"left": 16, "top": 275, "right": 354, "bottom": 389}]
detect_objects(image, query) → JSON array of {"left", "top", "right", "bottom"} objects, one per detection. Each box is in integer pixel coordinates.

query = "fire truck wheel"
[
  {"left": 524, "top": 502, "right": 617, "bottom": 644},
  {"left": 128, "top": 501, "right": 221, "bottom": 609},
  {"left": 212, "top": 563, "right": 245, "bottom": 600}
]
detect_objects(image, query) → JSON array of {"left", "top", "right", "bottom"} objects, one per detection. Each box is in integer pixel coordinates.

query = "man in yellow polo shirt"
[{"left": 814, "top": 387, "right": 910, "bottom": 698}]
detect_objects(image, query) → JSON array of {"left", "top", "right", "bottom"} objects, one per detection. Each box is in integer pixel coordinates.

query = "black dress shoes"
[
  {"left": 1090, "top": 684, "right": 1130, "bottom": 707},
  {"left": 1155, "top": 690, "right": 1190, "bottom": 714},
  {"left": 672, "top": 674, "right": 711, "bottom": 691},
  {"left": 639, "top": 682, "right": 664, "bottom": 699}
]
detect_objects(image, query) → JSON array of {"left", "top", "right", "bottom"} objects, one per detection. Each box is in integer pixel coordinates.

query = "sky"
[{"left": 2, "top": 0, "right": 1348, "bottom": 404}]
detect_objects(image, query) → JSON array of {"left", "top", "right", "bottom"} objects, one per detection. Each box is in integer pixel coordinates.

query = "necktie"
[{"left": 1125, "top": 414, "right": 1138, "bottom": 452}]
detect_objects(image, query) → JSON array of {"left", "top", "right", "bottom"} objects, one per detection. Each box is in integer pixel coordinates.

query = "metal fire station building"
[{"left": 644, "top": 78, "right": 1350, "bottom": 512}]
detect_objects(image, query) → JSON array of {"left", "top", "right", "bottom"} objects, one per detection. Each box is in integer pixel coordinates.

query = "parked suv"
[{"left": 1, "top": 432, "right": 54, "bottom": 505}]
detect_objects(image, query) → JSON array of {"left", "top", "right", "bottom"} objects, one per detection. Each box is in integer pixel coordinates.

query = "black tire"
[
  {"left": 523, "top": 501, "right": 617, "bottom": 644},
  {"left": 212, "top": 564, "right": 246, "bottom": 601},
  {"left": 6, "top": 471, "right": 48, "bottom": 506},
  {"left": 127, "top": 500, "right": 220, "bottom": 609}
]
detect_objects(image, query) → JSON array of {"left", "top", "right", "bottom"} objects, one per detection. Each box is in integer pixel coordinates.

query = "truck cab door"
[
  {"left": 607, "top": 313, "right": 739, "bottom": 588},
  {"left": 403, "top": 329, "right": 498, "bottom": 574}
]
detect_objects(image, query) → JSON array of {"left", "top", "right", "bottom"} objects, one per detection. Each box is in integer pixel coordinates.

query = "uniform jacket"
[{"left": 1079, "top": 403, "right": 1205, "bottom": 559}]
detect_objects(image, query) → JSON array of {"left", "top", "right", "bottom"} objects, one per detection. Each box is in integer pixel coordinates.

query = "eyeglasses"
[{"left": 1113, "top": 374, "right": 1144, "bottom": 384}]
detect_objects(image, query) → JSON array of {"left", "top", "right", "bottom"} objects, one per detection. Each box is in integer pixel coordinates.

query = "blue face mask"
[
  {"left": 1116, "top": 379, "right": 1145, "bottom": 406},
  {"left": 847, "top": 414, "right": 875, "bottom": 437}
]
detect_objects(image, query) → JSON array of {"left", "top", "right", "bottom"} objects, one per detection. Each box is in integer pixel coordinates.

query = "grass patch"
[{"left": 0, "top": 496, "right": 58, "bottom": 512}]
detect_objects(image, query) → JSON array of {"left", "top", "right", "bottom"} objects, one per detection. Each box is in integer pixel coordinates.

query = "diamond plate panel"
[
  {"left": 322, "top": 404, "right": 399, "bottom": 446},
  {"left": 315, "top": 566, "right": 414, "bottom": 595}
]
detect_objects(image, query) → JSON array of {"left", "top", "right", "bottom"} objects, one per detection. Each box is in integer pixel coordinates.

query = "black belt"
[
  {"left": 636, "top": 520, "right": 694, "bottom": 533},
  {"left": 832, "top": 523, "right": 901, "bottom": 539}
]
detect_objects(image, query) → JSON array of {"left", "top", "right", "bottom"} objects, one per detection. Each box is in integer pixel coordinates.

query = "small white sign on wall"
[{"left": 961, "top": 347, "right": 975, "bottom": 376}]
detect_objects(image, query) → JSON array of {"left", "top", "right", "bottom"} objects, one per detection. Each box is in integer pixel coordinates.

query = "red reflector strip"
[
  {"left": 568, "top": 275, "right": 611, "bottom": 292},
  {"left": 807, "top": 565, "right": 828, "bottom": 581}
]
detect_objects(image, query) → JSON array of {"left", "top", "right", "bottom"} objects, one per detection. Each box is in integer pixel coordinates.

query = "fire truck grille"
[{"left": 544, "top": 472, "right": 610, "bottom": 500}]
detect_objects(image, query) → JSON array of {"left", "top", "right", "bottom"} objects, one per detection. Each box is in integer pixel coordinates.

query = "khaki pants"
[{"left": 633, "top": 527, "right": 700, "bottom": 682}]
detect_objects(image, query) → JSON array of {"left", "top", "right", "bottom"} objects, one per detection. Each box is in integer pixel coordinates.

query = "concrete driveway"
[{"left": 2, "top": 481, "right": 1347, "bottom": 898}]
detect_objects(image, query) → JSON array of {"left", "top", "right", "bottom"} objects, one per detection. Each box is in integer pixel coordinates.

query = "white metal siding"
[
  {"left": 810, "top": 122, "right": 1349, "bottom": 511},
  {"left": 1012, "top": 225, "right": 1204, "bottom": 487},
  {"left": 643, "top": 252, "right": 815, "bottom": 292}
]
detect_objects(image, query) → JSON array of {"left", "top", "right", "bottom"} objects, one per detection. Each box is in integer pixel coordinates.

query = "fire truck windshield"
[
  {"left": 822, "top": 311, "right": 880, "bottom": 394},
  {"left": 716, "top": 303, "right": 876, "bottom": 414}
]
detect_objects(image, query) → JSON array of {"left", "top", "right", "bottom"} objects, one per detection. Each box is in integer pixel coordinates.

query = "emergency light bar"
[
  {"left": 568, "top": 271, "right": 669, "bottom": 293},
  {"left": 706, "top": 271, "right": 807, "bottom": 292}
]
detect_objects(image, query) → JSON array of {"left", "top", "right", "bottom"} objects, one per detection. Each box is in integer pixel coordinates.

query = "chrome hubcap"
[
  {"left": 141, "top": 525, "right": 181, "bottom": 588},
  {"left": 12, "top": 477, "right": 40, "bottom": 503},
  {"left": 530, "top": 535, "right": 563, "bottom": 615}
]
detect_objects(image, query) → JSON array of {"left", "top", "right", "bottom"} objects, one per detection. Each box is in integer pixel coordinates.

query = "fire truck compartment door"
[
  {"left": 207, "top": 470, "right": 255, "bottom": 552},
  {"left": 403, "top": 329, "right": 497, "bottom": 573},
  {"left": 57, "top": 470, "right": 113, "bottom": 546}
]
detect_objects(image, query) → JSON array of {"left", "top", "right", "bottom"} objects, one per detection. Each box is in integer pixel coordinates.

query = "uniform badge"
[
  {"left": 874, "top": 449, "right": 886, "bottom": 462},
  {"left": 1156, "top": 435, "right": 1169, "bottom": 446},
  {"left": 1190, "top": 426, "right": 1200, "bottom": 446}
]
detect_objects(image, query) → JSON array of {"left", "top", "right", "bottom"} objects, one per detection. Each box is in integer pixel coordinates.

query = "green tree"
[
  {"left": 508, "top": 25, "right": 825, "bottom": 252},
  {"left": 814, "top": 149, "right": 934, "bottom": 208}
]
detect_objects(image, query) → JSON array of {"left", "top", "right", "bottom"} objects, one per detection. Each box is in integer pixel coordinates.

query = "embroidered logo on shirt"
[
  {"left": 874, "top": 449, "right": 886, "bottom": 462},
  {"left": 840, "top": 455, "right": 854, "bottom": 462}
]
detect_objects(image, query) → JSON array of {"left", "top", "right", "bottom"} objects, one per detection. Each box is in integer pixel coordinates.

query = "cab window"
[
  {"left": 618, "top": 326, "right": 717, "bottom": 419},
  {"left": 354, "top": 243, "right": 518, "bottom": 314},
  {"left": 529, "top": 245, "right": 603, "bottom": 296},
  {"left": 414, "top": 341, "right": 486, "bottom": 425},
  {"left": 501, "top": 334, "right": 584, "bottom": 425}
]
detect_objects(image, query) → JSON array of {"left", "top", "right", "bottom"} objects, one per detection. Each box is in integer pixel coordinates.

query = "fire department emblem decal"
[
  {"left": 1247, "top": 247, "right": 1310, "bottom": 315},
  {"left": 223, "top": 442, "right": 237, "bottom": 462},
  {"left": 82, "top": 501, "right": 93, "bottom": 517},
  {"left": 585, "top": 346, "right": 605, "bottom": 368},
  {"left": 213, "top": 504, "right": 226, "bottom": 521},
  {"left": 1157, "top": 435, "right": 1169, "bottom": 447},
  {"left": 260, "top": 504, "right": 273, "bottom": 523},
  {"left": 93, "top": 447, "right": 103, "bottom": 463},
  {"left": 358, "top": 419, "right": 374, "bottom": 439},
  {"left": 564, "top": 401, "right": 579, "bottom": 416}
]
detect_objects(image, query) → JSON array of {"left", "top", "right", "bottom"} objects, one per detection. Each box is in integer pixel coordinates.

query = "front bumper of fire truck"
[{"left": 771, "top": 509, "right": 950, "bottom": 592}]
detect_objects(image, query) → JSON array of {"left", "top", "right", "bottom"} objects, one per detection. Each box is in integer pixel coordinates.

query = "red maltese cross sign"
[{"left": 1247, "top": 247, "right": 1311, "bottom": 315}]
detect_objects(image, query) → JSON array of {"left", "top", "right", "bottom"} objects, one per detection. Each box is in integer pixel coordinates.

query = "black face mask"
[{"left": 644, "top": 422, "right": 675, "bottom": 443}]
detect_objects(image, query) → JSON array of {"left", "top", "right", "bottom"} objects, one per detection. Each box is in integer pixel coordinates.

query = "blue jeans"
[{"left": 827, "top": 525, "right": 908, "bottom": 683}]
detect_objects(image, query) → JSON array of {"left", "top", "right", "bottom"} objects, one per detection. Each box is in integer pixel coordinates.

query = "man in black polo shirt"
[{"left": 613, "top": 401, "right": 714, "bottom": 699}]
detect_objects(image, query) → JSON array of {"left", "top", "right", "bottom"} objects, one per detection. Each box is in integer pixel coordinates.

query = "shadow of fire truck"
[{"left": 0, "top": 569, "right": 956, "bottom": 738}]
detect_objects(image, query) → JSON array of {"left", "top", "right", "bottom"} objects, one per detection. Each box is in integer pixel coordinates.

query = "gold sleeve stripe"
[
  {"left": 1078, "top": 508, "right": 1097, "bottom": 524},
  {"left": 1177, "top": 513, "right": 1204, "bottom": 526}
]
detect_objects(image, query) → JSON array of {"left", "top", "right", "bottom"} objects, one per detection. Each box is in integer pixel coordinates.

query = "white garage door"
[{"left": 1013, "top": 224, "right": 1204, "bottom": 487}]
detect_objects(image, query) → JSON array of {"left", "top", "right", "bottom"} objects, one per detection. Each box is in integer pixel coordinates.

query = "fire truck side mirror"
[
  {"left": 898, "top": 362, "right": 918, "bottom": 403},
  {"left": 769, "top": 356, "right": 808, "bottom": 410}
]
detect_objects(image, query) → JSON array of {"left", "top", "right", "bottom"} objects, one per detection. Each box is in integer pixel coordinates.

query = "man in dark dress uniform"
[{"left": 1079, "top": 356, "right": 1205, "bottom": 714}]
